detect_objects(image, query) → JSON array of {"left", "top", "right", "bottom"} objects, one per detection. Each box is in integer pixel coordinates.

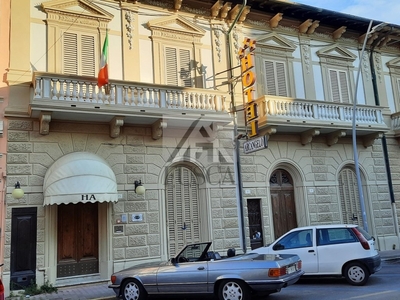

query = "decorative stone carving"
[
  {"left": 363, "top": 132, "right": 383, "bottom": 148},
  {"left": 39, "top": 112, "right": 52, "bottom": 135},
  {"left": 151, "top": 119, "right": 167, "bottom": 140},
  {"left": 110, "top": 116, "right": 124, "bottom": 138},
  {"left": 326, "top": 130, "right": 346, "bottom": 146},
  {"left": 125, "top": 11, "right": 134, "bottom": 50},
  {"left": 301, "top": 129, "right": 320, "bottom": 145}
]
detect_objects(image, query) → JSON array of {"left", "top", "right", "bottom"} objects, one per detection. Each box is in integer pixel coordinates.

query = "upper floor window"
[
  {"left": 328, "top": 69, "right": 350, "bottom": 103},
  {"left": 255, "top": 33, "right": 296, "bottom": 98},
  {"left": 148, "top": 15, "right": 206, "bottom": 88},
  {"left": 317, "top": 45, "right": 356, "bottom": 103},
  {"left": 386, "top": 57, "right": 400, "bottom": 112},
  {"left": 42, "top": 0, "right": 112, "bottom": 75},
  {"left": 165, "top": 46, "right": 193, "bottom": 87},
  {"left": 264, "top": 59, "right": 289, "bottom": 97},
  {"left": 63, "top": 31, "right": 96, "bottom": 77}
]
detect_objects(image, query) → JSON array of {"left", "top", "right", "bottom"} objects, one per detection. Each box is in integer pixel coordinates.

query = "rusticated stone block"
[
  {"left": 8, "top": 131, "right": 29, "bottom": 142},
  {"left": 7, "top": 165, "right": 32, "bottom": 175},
  {"left": 7, "top": 154, "right": 28, "bottom": 164},
  {"left": 128, "top": 235, "right": 146, "bottom": 246},
  {"left": 8, "top": 120, "right": 33, "bottom": 130},
  {"left": 113, "top": 248, "right": 125, "bottom": 260},
  {"left": 126, "top": 247, "right": 149, "bottom": 259},
  {"left": 8, "top": 143, "right": 32, "bottom": 153}
]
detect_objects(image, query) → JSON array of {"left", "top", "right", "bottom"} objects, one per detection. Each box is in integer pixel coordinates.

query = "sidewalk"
[{"left": 8, "top": 249, "right": 400, "bottom": 300}]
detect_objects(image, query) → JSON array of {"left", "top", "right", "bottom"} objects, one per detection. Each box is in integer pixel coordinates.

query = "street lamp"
[{"left": 352, "top": 21, "right": 386, "bottom": 232}]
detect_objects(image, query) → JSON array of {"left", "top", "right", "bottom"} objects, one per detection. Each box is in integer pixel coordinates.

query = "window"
[
  {"left": 317, "top": 228, "right": 357, "bottom": 246},
  {"left": 329, "top": 69, "right": 350, "bottom": 103},
  {"left": 165, "top": 47, "right": 193, "bottom": 87},
  {"left": 317, "top": 45, "right": 356, "bottom": 103},
  {"left": 274, "top": 229, "right": 312, "bottom": 250},
  {"left": 339, "top": 168, "right": 362, "bottom": 226},
  {"left": 63, "top": 31, "right": 96, "bottom": 76},
  {"left": 264, "top": 60, "right": 288, "bottom": 97}
]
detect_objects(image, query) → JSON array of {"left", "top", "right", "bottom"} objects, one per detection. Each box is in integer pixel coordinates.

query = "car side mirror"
[
  {"left": 170, "top": 257, "right": 177, "bottom": 265},
  {"left": 273, "top": 243, "right": 284, "bottom": 250}
]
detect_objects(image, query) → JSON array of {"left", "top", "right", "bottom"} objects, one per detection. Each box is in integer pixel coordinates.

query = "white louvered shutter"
[
  {"left": 339, "top": 168, "right": 362, "bottom": 226},
  {"left": 63, "top": 32, "right": 78, "bottom": 75},
  {"left": 264, "top": 60, "right": 288, "bottom": 97},
  {"left": 165, "top": 47, "right": 192, "bottom": 87},
  {"left": 63, "top": 31, "right": 95, "bottom": 76},
  {"left": 329, "top": 69, "right": 350, "bottom": 103},
  {"left": 166, "top": 167, "right": 200, "bottom": 257}
]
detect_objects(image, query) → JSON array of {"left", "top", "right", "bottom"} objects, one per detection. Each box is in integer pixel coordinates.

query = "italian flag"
[{"left": 97, "top": 31, "right": 109, "bottom": 88}]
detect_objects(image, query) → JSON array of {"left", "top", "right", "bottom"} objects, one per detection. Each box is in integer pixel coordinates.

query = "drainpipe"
[
  {"left": 225, "top": 0, "right": 247, "bottom": 253},
  {"left": 368, "top": 26, "right": 400, "bottom": 240}
]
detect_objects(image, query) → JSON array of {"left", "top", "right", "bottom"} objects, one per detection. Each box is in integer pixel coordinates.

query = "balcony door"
[{"left": 270, "top": 169, "right": 297, "bottom": 238}]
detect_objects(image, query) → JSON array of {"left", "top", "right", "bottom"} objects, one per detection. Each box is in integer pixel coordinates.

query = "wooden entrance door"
[
  {"left": 10, "top": 208, "right": 37, "bottom": 290},
  {"left": 57, "top": 203, "right": 99, "bottom": 277},
  {"left": 270, "top": 169, "right": 297, "bottom": 238}
]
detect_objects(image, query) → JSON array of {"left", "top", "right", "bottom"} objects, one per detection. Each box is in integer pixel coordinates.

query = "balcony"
[
  {"left": 31, "top": 72, "right": 232, "bottom": 138},
  {"left": 238, "top": 95, "right": 391, "bottom": 147}
]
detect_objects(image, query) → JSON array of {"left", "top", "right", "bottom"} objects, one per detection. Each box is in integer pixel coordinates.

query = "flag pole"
[{"left": 98, "top": 29, "right": 109, "bottom": 95}]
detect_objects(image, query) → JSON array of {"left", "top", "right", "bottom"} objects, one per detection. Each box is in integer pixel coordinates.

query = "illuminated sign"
[{"left": 239, "top": 38, "right": 258, "bottom": 138}]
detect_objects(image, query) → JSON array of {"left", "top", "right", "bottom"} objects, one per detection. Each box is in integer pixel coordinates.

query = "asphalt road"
[
  {"left": 263, "top": 258, "right": 400, "bottom": 300},
  {"left": 145, "top": 259, "right": 400, "bottom": 300}
]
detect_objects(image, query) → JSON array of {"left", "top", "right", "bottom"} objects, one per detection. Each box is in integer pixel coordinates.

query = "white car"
[{"left": 250, "top": 224, "right": 381, "bottom": 286}]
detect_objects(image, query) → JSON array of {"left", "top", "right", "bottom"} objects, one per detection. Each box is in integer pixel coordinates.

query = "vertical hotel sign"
[{"left": 239, "top": 38, "right": 258, "bottom": 138}]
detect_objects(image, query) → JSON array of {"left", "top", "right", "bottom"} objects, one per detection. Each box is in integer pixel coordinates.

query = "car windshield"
[
  {"left": 356, "top": 226, "right": 373, "bottom": 240},
  {"left": 178, "top": 243, "right": 210, "bottom": 261}
]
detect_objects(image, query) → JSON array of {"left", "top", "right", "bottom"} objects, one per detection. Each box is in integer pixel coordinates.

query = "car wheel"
[
  {"left": 122, "top": 279, "right": 147, "bottom": 300},
  {"left": 218, "top": 279, "right": 250, "bottom": 300},
  {"left": 344, "top": 262, "right": 370, "bottom": 286}
]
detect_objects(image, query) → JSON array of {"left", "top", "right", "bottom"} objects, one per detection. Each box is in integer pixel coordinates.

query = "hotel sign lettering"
[{"left": 239, "top": 38, "right": 258, "bottom": 138}]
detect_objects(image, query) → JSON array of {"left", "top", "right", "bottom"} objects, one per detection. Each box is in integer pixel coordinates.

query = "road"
[
  {"left": 145, "top": 259, "right": 400, "bottom": 300},
  {"left": 265, "top": 258, "right": 400, "bottom": 300}
]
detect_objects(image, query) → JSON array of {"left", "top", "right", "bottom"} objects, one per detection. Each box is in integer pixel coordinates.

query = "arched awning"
[{"left": 43, "top": 152, "right": 118, "bottom": 205}]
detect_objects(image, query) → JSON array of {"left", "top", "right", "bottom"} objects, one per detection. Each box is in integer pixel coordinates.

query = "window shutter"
[
  {"left": 81, "top": 34, "right": 95, "bottom": 77},
  {"left": 165, "top": 47, "right": 192, "bottom": 87},
  {"left": 63, "top": 32, "right": 78, "bottom": 75},
  {"left": 339, "top": 168, "right": 362, "bottom": 226},
  {"left": 276, "top": 62, "right": 288, "bottom": 97},
  {"left": 264, "top": 60, "right": 288, "bottom": 96},
  {"left": 339, "top": 71, "right": 350, "bottom": 103},
  {"left": 166, "top": 166, "right": 200, "bottom": 257},
  {"left": 179, "top": 49, "right": 192, "bottom": 87},
  {"left": 166, "top": 47, "right": 178, "bottom": 86}
]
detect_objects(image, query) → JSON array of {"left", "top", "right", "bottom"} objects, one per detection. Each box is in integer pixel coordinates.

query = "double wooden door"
[
  {"left": 270, "top": 169, "right": 297, "bottom": 238},
  {"left": 57, "top": 203, "right": 99, "bottom": 277}
]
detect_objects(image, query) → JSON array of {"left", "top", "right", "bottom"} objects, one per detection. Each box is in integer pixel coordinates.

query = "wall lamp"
[
  {"left": 134, "top": 180, "right": 146, "bottom": 195},
  {"left": 12, "top": 181, "right": 25, "bottom": 199}
]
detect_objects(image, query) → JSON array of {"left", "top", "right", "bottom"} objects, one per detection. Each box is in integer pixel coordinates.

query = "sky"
[{"left": 293, "top": 0, "right": 400, "bottom": 25}]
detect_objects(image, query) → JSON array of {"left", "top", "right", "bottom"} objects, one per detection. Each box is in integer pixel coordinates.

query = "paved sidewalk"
[{"left": 7, "top": 249, "right": 400, "bottom": 300}]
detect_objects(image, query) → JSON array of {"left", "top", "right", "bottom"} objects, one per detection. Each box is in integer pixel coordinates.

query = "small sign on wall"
[
  {"left": 113, "top": 225, "right": 124, "bottom": 234},
  {"left": 131, "top": 213, "right": 143, "bottom": 222}
]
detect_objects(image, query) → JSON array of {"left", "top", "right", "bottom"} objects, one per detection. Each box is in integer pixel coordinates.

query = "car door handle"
[
  {"left": 308, "top": 250, "right": 315, "bottom": 253},
  {"left": 198, "top": 266, "right": 205, "bottom": 270}
]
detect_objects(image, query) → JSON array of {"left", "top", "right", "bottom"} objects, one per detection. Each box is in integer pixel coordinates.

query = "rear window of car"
[
  {"left": 317, "top": 228, "right": 357, "bottom": 245},
  {"left": 355, "top": 226, "right": 373, "bottom": 240}
]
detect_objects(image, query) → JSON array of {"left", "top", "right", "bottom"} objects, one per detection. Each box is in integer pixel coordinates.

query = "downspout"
[
  {"left": 226, "top": 0, "right": 247, "bottom": 253},
  {"left": 369, "top": 27, "right": 400, "bottom": 241}
]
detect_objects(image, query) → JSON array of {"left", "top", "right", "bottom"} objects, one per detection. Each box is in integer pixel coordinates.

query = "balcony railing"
[
  {"left": 32, "top": 72, "right": 229, "bottom": 112},
  {"left": 255, "top": 95, "right": 389, "bottom": 132}
]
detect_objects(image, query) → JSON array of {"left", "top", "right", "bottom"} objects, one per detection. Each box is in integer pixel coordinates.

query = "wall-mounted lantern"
[
  {"left": 12, "top": 181, "right": 24, "bottom": 199},
  {"left": 134, "top": 180, "right": 146, "bottom": 195}
]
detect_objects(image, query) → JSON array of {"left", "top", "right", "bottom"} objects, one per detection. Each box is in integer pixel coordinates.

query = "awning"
[{"left": 43, "top": 152, "right": 118, "bottom": 205}]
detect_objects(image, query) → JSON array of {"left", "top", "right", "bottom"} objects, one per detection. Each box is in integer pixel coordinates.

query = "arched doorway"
[{"left": 270, "top": 169, "right": 297, "bottom": 238}]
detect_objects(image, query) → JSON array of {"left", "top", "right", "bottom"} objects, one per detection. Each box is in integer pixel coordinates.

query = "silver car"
[{"left": 109, "top": 242, "right": 304, "bottom": 300}]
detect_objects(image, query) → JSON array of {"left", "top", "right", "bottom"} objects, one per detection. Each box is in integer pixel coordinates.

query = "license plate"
[{"left": 287, "top": 265, "right": 296, "bottom": 274}]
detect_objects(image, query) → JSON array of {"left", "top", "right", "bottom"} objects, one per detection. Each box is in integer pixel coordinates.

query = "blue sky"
[{"left": 293, "top": 0, "right": 400, "bottom": 25}]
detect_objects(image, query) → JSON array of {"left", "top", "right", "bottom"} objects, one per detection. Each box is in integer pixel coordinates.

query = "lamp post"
[{"left": 352, "top": 21, "right": 386, "bottom": 232}]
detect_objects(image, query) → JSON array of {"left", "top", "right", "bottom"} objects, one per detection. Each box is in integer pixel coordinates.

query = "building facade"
[{"left": 2, "top": 0, "right": 400, "bottom": 296}]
